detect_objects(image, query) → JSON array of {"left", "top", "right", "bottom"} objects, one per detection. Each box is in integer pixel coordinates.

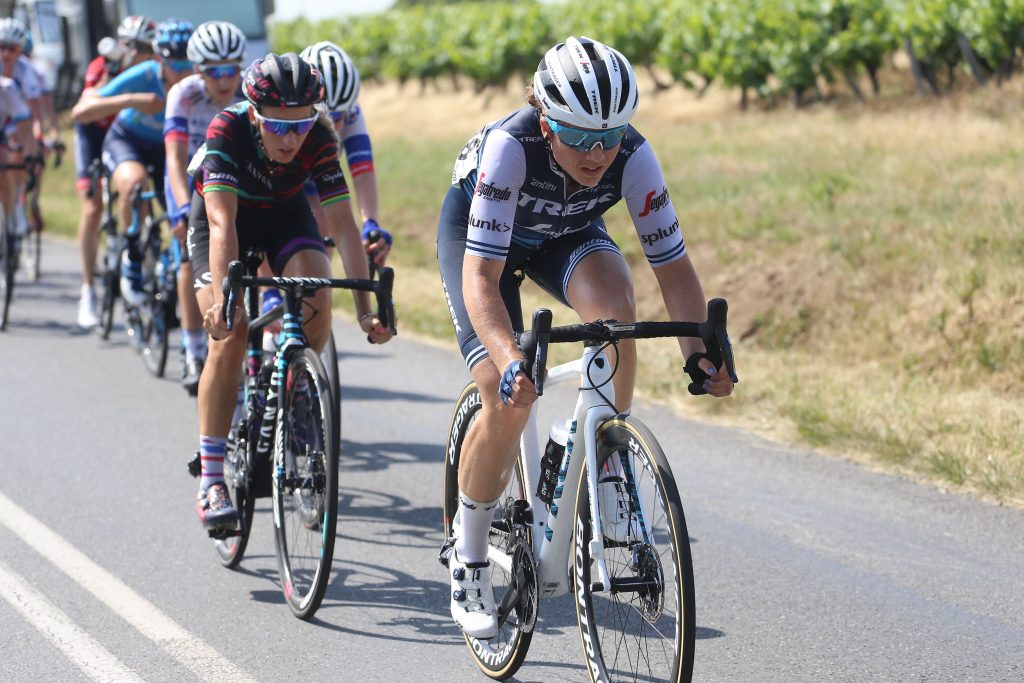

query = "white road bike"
[{"left": 441, "top": 299, "right": 738, "bottom": 682}]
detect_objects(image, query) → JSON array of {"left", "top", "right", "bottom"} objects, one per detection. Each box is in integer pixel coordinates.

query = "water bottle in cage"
[{"left": 537, "top": 419, "right": 570, "bottom": 505}]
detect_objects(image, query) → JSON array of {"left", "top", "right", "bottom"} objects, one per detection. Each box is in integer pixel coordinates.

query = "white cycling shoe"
[{"left": 449, "top": 548, "right": 498, "bottom": 640}]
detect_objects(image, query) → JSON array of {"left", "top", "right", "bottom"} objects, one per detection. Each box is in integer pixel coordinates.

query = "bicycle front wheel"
[
  {"left": 273, "top": 347, "right": 338, "bottom": 619},
  {"left": 442, "top": 382, "right": 535, "bottom": 681},
  {"left": 139, "top": 260, "right": 169, "bottom": 377},
  {"left": 320, "top": 330, "right": 340, "bottom": 439},
  {"left": 573, "top": 415, "right": 696, "bottom": 682},
  {"left": 0, "top": 216, "right": 12, "bottom": 331},
  {"left": 96, "top": 242, "right": 119, "bottom": 340}
]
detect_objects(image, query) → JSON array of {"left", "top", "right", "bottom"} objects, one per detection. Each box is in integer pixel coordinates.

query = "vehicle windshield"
[
  {"left": 124, "top": 0, "right": 266, "bottom": 39},
  {"left": 15, "top": 1, "right": 62, "bottom": 44}
]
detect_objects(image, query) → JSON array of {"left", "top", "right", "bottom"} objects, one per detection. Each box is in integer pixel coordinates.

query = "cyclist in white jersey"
[
  {"left": 436, "top": 37, "right": 734, "bottom": 639},
  {"left": 299, "top": 41, "right": 392, "bottom": 262},
  {"left": 0, "top": 18, "right": 47, "bottom": 235},
  {"left": 0, "top": 74, "right": 30, "bottom": 227},
  {"left": 165, "top": 21, "right": 246, "bottom": 394}
]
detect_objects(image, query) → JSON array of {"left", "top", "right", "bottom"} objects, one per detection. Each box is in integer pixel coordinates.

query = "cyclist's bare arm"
[
  {"left": 320, "top": 199, "right": 392, "bottom": 342},
  {"left": 351, "top": 170, "right": 379, "bottom": 225},
  {"left": 203, "top": 189, "right": 241, "bottom": 338},
  {"left": 71, "top": 92, "right": 161, "bottom": 124}
]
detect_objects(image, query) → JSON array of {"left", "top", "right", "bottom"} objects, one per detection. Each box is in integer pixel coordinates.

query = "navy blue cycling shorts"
[
  {"left": 101, "top": 125, "right": 166, "bottom": 201},
  {"left": 436, "top": 185, "right": 622, "bottom": 370}
]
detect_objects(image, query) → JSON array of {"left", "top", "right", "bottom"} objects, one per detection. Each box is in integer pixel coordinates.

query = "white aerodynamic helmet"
[
  {"left": 0, "top": 18, "right": 29, "bottom": 49},
  {"left": 117, "top": 15, "right": 157, "bottom": 45},
  {"left": 300, "top": 41, "right": 360, "bottom": 112},
  {"left": 187, "top": 21, "right": 246, "bottom": 64},
  {"left": 532, "top": 36, "right": 639, "bottom": 130}
]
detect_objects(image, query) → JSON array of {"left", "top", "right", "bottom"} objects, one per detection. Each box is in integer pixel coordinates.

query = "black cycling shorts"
[
  {"left": 436, "top": 185, "right": 623, "bottom": 370},
  {"left": 186, "top": 190, "right": 327, "bottom": 291}
]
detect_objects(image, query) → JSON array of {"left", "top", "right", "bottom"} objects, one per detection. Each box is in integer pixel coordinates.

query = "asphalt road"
[{"left": 0, "top": 238, "right": 1021, "bottom": 682}]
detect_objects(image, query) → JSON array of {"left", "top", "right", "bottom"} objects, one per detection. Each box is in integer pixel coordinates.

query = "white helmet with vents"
[
  {"left": 532, "top": 36, "right": 638, "bottom": 130},
  {"left": 0, "top": 18, "right": 29, "bottom": 49},
  {"left": 187, "top": 21, "right": 246, "bottom": 64},
  {"left": 300, "top": 41, "right": 360, "bottom": 112}
]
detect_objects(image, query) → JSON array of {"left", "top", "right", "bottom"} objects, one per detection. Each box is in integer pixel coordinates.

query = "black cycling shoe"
[{"left": 182, "top": 358, "right": 204, "bottom": 396}]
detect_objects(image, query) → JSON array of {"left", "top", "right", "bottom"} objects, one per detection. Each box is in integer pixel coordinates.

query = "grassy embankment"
[{"left": 43, "top": 76, "right": 1023, "bottom": 505}]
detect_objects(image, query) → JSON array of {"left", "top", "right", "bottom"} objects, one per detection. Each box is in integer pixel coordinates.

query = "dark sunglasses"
[
  {"left": 544, "top": 116, "right": 627, "bottom": 152},
  {"left": 0, "top": 44, "right": 20, "bottom": 53},
  {"left": 200, "top": 64, "right": 240, "bottom": 79},
  {"left": 254, "top": 110, "right": 319, "bottom": 137},
  {"left": 166, "top": 59, "right": 192, "bottom": 73}
]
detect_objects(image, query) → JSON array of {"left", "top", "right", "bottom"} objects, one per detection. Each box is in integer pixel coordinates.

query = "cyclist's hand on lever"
[
  {"left": 359, "top": 310, "right": 392, "bottom": 345},
  {"left": 684, "top": 353, "right": 733, "bottom": 398},
  {"left": 361, "top": 219, "right": 392, "bottom": 266},
  {"left": 684, "top": 298, "right": 738, "bottom": 398},
  {"left": 498, "top": 357, "right": 537, "bottom": 409}
]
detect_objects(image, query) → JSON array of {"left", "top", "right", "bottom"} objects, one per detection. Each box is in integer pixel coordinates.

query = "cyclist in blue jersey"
[
  {"left": 71, "top": 18, "right": 194, "bottom": 308},
  {"left": 187, "top": 53, "right": 392, "bottom": 531},
  {"left": 436, "top": 37, "right": 734, "bottom": 639},
  {"left": 165, "top": 21, "right": 247, "bottom": 393}
]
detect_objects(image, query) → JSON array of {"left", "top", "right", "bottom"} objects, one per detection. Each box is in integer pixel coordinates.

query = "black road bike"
[{"left": 190, "top": 250, "right": 396, "bottom": 619}]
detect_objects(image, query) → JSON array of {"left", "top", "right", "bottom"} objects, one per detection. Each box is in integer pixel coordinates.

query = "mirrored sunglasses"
[
  {"left": 166, "top": 59, "right": 192, "bottom": 72},
  {"left": 254, "top": 111, "right": 319, "bottom": 137},
  {"left": 544, "top": 116, "right": 627, "bottom": 152},
  {"left": 200, "top": 64, "right": 240, "bottom": 79}
]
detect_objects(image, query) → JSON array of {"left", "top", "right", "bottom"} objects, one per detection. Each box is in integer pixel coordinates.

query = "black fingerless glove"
[{"left": 684, "top": 352, "right": 713, "bottom": 395}]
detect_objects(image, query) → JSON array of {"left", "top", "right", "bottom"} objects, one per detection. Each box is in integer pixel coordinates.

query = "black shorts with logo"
[
  {"left": 186, "top": 190, "right": 327, "bottom": 291},
  {"left": 436, "top": 185, "right": 623, "bottom": 370}
]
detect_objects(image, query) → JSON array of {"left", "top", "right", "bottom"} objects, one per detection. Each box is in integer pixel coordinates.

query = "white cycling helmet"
[
  {"left": 188, "top": 21, "right": 246, "bottom": 64},
  {"left": 532, "top": 36, "right": 638, "bottom": 130},
  {"left": 117, "top": 15, "right": 157, "bottom": 46},
  {"left": 0, "top": 18, "right": 29, "bottom": 49},
  {"left": 300, "top": 41, "right": 360, "bottom": 112}
]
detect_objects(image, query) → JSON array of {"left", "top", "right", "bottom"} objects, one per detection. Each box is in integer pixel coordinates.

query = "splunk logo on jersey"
[
  {"left": 468, "top": 212, "right": 511, "bottom": 232},
  {"left": 641, "top": 219, "right": 680, "bottom": 247},
  {"left": 474, "top": 172, "right": 512, "bottom": 202},
  {"left": 243, "top": 158, "right": 272, "bottom": 189},
  {"left": 518, "top": 190, "right": 617, "bottom": 216},
  {"left": 638, "top": 187, "right": 670, "bottom": 217}
]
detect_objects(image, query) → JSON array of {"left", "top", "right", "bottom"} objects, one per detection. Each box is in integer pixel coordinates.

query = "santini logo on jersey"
[
  {"left": 638, "top": 187, "right": 670, "bottom": 217},
  {"left": 474, "top": 172, "right": 512, "bottom": 201},
  {"left": 641, "top": 219, "right": 679, "bottom": 246},
  {"left": 469, "top": 213, "right": 511, "bottom": 232}
]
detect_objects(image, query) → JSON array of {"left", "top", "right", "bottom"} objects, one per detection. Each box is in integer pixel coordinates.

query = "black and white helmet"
[
  {"left": 188, "top": 21, "right": 246, "bottom": 64},
  {"left": 533, "top": 36, "right": 638, "bottom": 130},
  {"left": 300, "top": 41, "right": 359, "bottom": 112},
  {"left": 0, "top": 18, "right": 29, "bottom": 49}
]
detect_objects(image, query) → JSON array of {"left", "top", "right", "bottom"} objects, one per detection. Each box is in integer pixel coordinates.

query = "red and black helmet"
[{"left": 243, "top": 52, "right": 324, "bottom": 110}]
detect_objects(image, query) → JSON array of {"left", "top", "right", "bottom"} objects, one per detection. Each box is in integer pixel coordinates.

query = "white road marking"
[
  {"left": 0, "top": 561, "right": 144, "bottom": 682},
  {"left": 0, "top": 491, "right": 257, "bottom": 683}
]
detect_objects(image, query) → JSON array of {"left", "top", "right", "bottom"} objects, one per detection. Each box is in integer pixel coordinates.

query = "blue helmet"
[{"left": 153, "top": 19, "right": 194, "bottom": 60}]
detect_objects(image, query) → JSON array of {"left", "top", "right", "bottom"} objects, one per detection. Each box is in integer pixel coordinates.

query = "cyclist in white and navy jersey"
[
  {"left": 0, "top": 72, "right": 30, "bottom": 233},
  {"left": 164, "top": 21, "right": 246, "bottom": 394},
  {"left": 299, "top": 41, "right": 392, "bottom": 263},
  {"left": 436, "top": 36, "right": 734, "bottom": 639},
  {"left": 72, "top": 18, "right": 194, "bottom": 310}
]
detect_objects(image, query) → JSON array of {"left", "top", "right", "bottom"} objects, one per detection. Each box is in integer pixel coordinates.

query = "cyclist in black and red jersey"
[
  {"left": 187, "top": 52, "right": 393, "bottom": 530},
  {"left": 437, "top": 37, "right": 734, "bottom": 639}
]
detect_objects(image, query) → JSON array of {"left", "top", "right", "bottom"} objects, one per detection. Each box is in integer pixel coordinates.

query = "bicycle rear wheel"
[
  {"left": 273, "top": 347, "right": 338, "bottom": 619},
  {"left": 0, "top": 216, "right": 12, "bottom": 331},
  {"left": 96, "top": 238, "right": 119, "bottom": 340},
  {"left": 572, "top": 415, "right": 695, "bottom": 683},
  {"left": 139, "top": 245, "right": 169, "bottom": 376},
  {"left": 442, "top": 382, "right": 535, "bottom": 681}
]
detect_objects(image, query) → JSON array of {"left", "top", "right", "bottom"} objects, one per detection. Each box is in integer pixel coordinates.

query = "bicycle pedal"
[
  {"left": 187, "top": 451, "right": 200, "bottom": 478},
  {"left": 438, "top": 536, "right": 455, "bottom": 568},
  {"left": 207, "top": 527, "right": 240, "bottom": 540}
]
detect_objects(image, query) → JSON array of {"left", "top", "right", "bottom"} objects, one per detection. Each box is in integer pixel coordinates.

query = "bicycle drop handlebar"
[
  {"left": 221, "top": 259, "right": 397, "bottom": 336},
  {"left": 518, "top": 297, "right": 739, "bottom": 397}
]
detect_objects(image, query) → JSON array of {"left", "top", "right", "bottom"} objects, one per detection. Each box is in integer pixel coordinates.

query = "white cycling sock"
[
  {"left": 181, "top": 328, "right": 207, "bottom": 363},
  {"left": 454, "top": 492, "right": 498, "bottom": 565}
]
